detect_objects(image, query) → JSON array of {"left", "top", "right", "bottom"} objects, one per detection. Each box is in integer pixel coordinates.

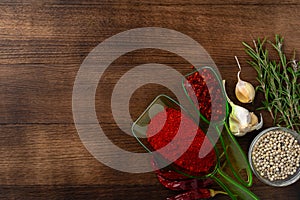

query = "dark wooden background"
[{"left": 1, "top": 0, "right": 300, "bottom": 199}]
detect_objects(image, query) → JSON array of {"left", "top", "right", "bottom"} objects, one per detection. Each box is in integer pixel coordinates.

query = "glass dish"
[{"left": 249, "top": 127, "right": 300, "bottom": 187}]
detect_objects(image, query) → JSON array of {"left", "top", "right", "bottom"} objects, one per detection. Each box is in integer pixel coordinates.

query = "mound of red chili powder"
[{"left": 147, "top": 108, "right": 216, "bottom": 175}]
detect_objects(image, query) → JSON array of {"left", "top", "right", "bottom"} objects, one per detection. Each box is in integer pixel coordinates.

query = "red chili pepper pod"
[
  {"left": 156, "top": 173, "right": 213, "bottom": 191},
  {"left": 166, "top": 188, "right": 211, "bottom": 200},
  {"left": 152, "top": 159, "right": 188, "bottom": 180},
  {"left": 166, "top": 188, "right": 227, "bottom": 200}
]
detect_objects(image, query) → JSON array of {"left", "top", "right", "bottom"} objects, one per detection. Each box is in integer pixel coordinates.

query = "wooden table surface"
[{"left": 1, "top": 1, "right": 300, "bottom": 199}]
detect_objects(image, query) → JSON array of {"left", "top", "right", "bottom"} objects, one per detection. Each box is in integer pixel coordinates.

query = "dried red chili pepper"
[
  {"left": 167, "top": 188, "right": 210, "bottom": 200},
  {"left": 152, "top": 160, "right": 189, "bottom": 180},
  {"left": 147, "top": 108, "right": 216, "bottom": 174},
  {"left": 156, "top": 173, "right": 213, "bottom": 191},
  {"left": 167, "top": 188, "right": 227, "bottom": 200},
  {"left": 152, "top": 159, "right": 214, "bottom": 190}
]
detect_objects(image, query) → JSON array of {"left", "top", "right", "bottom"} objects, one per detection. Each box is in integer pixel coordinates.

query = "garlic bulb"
[
  {"left": 223, "top": 80, "right": 263, "bottom": 136},
  {"left": 234, "top": 56, "right": 255, "bottom": 103}
]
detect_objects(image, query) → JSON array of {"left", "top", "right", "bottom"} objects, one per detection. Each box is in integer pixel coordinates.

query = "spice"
[
  {"left": 166, "top": 188, "right": 227, "bottom": 200},
  {"left": 152, "top": 161, "right": 190, "bottom": 181},
  {"left": 156, "top": 173, "right": 213, "bottom": 191},
  {"left": 252, "top": 130, "right": 300, "bottom": 181},
  {"left": 152, "top": 160, "right": 214, "bottom": 191},
  {"left": 147, "top": 108, "right": 216, "bottom": 174},
  {"left": 184, "top": 68, "right": 224, "bottom": 121},
  {"left": 223, "top": 80, "right": 263, "bottom": 136},
  {"left": 234, "top": 56, "right": 256, "bottom": 103}
]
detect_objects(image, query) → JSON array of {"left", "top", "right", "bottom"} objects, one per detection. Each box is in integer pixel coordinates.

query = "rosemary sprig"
[{"left": 243, "top": 35, "right": 300, "bottom": 133}]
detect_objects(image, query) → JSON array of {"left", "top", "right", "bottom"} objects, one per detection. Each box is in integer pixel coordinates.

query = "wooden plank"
[
  {"left": 1, "top": 184, "right": 298, "bottom": 200},
  {"left": 46, "top": 0, "right": 300, "bottom": 6},
  {"left": 0, "top": 185, "right": 177, "bottom": 200},
  {"left": 0, "top": 0, "right": 299, "bottom": 6}
]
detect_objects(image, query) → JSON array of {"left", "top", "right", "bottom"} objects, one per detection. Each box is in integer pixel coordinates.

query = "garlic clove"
[
  {"left": 229, "top": 114, "right": 247, "bottom": 136},
  {"left": 231, "top": 112, "right": 263, "bottom": 136},
  {"left": 249, "top": 112, "right": 258, "bottom": 126},
  {"left": 230, "top": 103, "right": 251, "bottom": 127},
  {"left": 223, "top": 80, "right": 263, "bottom": 136},
  {"left": 234, "top": 56, "right": 256, "bottom": 103},
  {"left": 249, "top": 113, "right": 263, "bottom": 132},
  {"left": 235, "top": 76, "right": 256, "bottom": 103}
]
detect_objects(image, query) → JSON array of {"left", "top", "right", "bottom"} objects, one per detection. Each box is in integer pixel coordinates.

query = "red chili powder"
[
  {"left": 184, "top": 68, "right": 224, "bottom": 121},
  {"left": 147, "top": 108, "right": 216, "bottom": 174}
]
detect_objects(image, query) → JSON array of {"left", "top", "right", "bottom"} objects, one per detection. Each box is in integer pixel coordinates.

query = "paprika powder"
[{"left": 147, "top": 108, "right": 216, "bottom": 175}]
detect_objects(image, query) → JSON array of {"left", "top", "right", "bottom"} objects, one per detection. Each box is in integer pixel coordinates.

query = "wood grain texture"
[{"left": 0, "top": 0, "right": 300, "bottom": 199}]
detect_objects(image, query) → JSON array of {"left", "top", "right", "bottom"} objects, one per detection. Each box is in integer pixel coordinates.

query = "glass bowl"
[{"left": 248, "top": 127, "right": 300, "bottom": 187}]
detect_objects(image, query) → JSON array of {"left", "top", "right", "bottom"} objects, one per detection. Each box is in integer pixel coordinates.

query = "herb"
[{"left": 243, "top": 35, "right": 300, "bottom": 133}]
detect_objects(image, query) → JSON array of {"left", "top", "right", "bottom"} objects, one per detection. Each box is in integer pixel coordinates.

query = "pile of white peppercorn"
[{"left": 251, "top": 130, "right": 300, "bottom": 182}]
